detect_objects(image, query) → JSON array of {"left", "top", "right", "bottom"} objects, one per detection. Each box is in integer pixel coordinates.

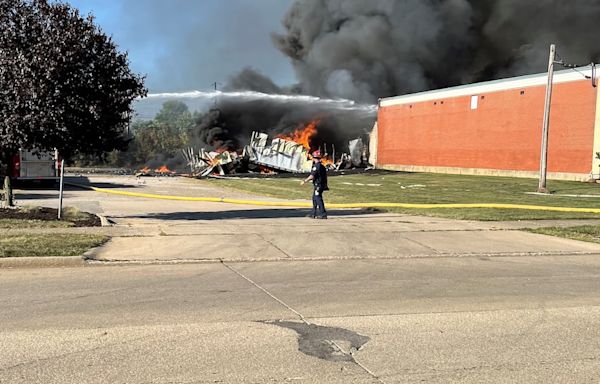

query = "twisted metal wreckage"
[{"left": 181, "top": 131, "right": 369, "bottom": 177}]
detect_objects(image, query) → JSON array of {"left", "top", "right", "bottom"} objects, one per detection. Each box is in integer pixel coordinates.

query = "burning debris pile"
[
  {"left": 245, "top": 131, "right": 313, "bottom": 173},
  {"left": 143, "top": 120, "right": 371, "bottom": 178},
  {"left": 181, "top": 148, "right": 241, "bottom": 177},
  {"left": 136, "top": 165, "right": 176, "bottom": 177}
]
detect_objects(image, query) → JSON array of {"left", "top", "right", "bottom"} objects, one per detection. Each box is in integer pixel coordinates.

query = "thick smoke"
[
  {"left": 272, "top": 0, "right": 600, "bottom": 103},
  {"left": 223, "top": 68, "right": 284, "bottom": 94},
  {"left": 189, "top": 88, "right": 375, "bottom": 153},
  {"left": 165, "top": 0, "right": 600, "bottom": 164}
]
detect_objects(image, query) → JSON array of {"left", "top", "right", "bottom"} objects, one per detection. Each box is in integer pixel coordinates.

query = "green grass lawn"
[
  {"left": 525, "top": 225, "right": 600, "bottom": 244},
  {"left": 0, "top": 234, "right": 108, "bottom": 257},
  {"left": 0, "top": 218, "right": 74, "bottom": 228},
  {"left": 206, "top": 171, "right": 600, "bottom": 221}
]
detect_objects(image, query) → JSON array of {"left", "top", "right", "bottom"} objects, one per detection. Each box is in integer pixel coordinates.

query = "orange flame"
[
  {"left": 321, "top": 157, "right": 334, "bottom": 167},
  {"left": 139, "top": 167, "right": 151, "bottom": 173},
  {"left": 277, "top": 120, "right": 319, "bottom": 150},
  {"left": 155, "top": 165, "right": 173, "bottom": 173},
  {"left": 259, "top": 166, "right": 276, "bottom": 175}
]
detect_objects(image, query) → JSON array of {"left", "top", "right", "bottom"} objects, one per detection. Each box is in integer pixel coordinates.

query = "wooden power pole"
[{"left": 538, "top": 44, "right": 556, "bottom": 193}]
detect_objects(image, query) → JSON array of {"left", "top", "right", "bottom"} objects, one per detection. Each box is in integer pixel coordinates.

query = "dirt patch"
[{"left": 0, "top": 207, "right": 101, "bottom": 227}]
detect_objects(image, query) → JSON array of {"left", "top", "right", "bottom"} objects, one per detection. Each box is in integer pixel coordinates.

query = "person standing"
[{"left": 301, "top": 150, "right": 328, "bottom": 219}]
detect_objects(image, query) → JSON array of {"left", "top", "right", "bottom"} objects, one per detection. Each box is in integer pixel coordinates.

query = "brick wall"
[{"left": 378, "top": 80, "right": 597, "bottom": 175}]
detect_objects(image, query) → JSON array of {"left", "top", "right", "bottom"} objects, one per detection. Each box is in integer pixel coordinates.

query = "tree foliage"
[
  {"left": 0, "top": 0, "right": 146, "bottom": 158},
  {"left": 123, "top": 101, "right": 193, "bottom": 166},
  {"left": 70, "top": 100, "right": 197, "bottom": 168},
  {"left": 127, "top": 120, "right": 189, "bottom": 166},
  {"left": 154, "top": 100, "right": 193, "bottom": 127}
]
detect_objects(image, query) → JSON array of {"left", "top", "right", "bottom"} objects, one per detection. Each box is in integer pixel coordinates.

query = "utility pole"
[
  {"left": 538, "top": 44, "right": 556, "bottom": 193},
  {"left": 212, "top": 82, "right": 221, "bottom": 110},
  {"left": 57, "top": 159, "right": 65, "bottom": 219}
]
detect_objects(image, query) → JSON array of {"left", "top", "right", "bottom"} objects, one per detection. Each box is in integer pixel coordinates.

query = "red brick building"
[{"left": 375, "top": 67, "right": 600, "bottom": 181}]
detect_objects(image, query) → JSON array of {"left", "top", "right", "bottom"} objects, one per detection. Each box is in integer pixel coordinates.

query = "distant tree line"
[{"left": 72, "top": 100, "right": 198, "bottom": 168}]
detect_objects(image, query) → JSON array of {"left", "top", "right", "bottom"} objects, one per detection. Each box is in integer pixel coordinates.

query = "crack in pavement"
[
  {"left": 221, "top": 261, "right": 308, "bottom": 324},
  {"left": 255, "top": 233, "right": 293, "bottom": 259},
  {"left": 221, "top": 261, "right": 386, "bottom": 383},
  {"left": 396, "top": 233, "right": 441, "bottom": 254}
]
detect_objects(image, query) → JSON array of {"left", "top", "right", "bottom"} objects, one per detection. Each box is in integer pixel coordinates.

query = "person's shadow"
[{"left": 113, "top": 208, "right": 380, "bottom": 221}]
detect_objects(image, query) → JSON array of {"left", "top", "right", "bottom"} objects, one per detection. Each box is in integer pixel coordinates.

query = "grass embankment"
[
  {"left": 0, "top": 234, "right": 108, "bottom": 258},
  {"left": 525, "top": 226, "right": 600, "bottom": 244},
  {"left": 206, "top": 172, "right": 600, "bottom": 221}
]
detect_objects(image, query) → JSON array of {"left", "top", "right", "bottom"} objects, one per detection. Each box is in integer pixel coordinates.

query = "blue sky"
[{"left": 66, "top": 0, "right": 296, "bottom": 92}]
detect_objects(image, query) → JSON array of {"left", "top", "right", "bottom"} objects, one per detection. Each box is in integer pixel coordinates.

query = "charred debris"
[
  {"left": 181, "top": 132, "right": 369, "bottom": 178},
  {"left": 136, "top": 129, "right": 371, "bottom": 178}
]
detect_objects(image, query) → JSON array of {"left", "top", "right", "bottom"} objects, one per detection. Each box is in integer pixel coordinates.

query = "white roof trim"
[{"left": 380, "top": 67, "right": 597, "bottom": 107}]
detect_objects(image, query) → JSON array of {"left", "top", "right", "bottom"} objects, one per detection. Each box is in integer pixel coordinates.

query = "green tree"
[
  {"left": 155, "top": 100, "right": 193, "bottom": 130},
  {"left": 127, "top": 120, "right": 188, "bottom": 165},
  {"left": 0, "top": 0, "right": 146, "bottom": 160}
]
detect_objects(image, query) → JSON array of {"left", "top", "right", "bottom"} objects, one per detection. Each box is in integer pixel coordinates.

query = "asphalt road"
[
  {"left": 2, "top": 257, "right": 600, "bottom": 383},
  {"left": 2, "top": 175, "right": 600, "bottom": 383}
]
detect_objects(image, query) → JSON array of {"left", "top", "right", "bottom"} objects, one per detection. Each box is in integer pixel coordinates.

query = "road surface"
[{"left": 2, "top": 174, "right": 600, "bottom": 383}]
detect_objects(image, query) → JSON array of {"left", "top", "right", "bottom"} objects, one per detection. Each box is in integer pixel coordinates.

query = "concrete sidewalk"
[
  {"left": 5, "top": 213, "right": 599, "bottom": 267},
  {"left": 6, "top": 174, "right": 600, "bottom": 266},
  {"left": 86, "top": 217, "right": 600, "bottom": 263}
]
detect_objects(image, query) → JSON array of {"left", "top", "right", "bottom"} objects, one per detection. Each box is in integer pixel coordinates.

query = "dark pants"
[{"left": 312, "top": 189, "right": 327, "bottom": 218}]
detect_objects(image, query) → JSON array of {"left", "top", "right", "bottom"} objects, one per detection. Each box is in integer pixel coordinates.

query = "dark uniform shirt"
[{"left": 311, "top": 162, "right": 329, "bottom": 192}]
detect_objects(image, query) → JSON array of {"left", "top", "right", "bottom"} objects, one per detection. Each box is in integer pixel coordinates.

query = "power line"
[{"left": 554, "top": 51, "right": 597, "bottom": 87}]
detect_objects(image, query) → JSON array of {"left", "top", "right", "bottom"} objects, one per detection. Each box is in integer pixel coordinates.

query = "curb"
[
  {"left": 96, "top": 214, "right": 113, "bottom": 227},
  {"left": 0, "top": 256, "right": 85, "bottom": 269},
  {"left": 82, "top": 250, "right": 600, "bottom": 266}
]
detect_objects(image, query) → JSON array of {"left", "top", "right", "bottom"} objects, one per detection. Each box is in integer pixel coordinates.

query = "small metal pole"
[
  {"left": 58, "top": 159, "right": 65, "bottom": 219},
  {"left": 3, "top": 176, "right": 13, "bottom": 207},
  {"left": 332, "top": 144, "right": 336, "bottom": 164},
  {"left": 538, "top": 44, "right": 556, "bottom": 193}
]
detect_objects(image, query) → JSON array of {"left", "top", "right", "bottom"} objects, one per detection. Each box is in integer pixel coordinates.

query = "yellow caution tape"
[{"left": 71, "top": 184, "right": 600, "bottom": 213}]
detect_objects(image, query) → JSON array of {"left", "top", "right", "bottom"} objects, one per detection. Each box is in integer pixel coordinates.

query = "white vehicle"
[{"left": 9, "top": 148, "right": 61, "bottom": 183}]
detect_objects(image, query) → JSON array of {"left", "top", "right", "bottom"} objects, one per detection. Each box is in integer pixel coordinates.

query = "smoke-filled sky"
[
  {"left": 67, "top": 0, "right": 296, "bottom": 92},
  {"left": 68, "top": 0, "right": 600, "bottom": 103},
  {"left": 274, "top": 0, "right": 600, "bottom": 103},
  {"left": 62, "top": 0, "right": 600, "bottom": 164}
]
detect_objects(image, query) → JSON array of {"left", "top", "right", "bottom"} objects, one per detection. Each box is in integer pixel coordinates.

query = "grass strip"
[
  {"left": 0, "top": 219, "right": 74, "bottom": 228},
  {"left": 524, "top": 225, "right": 600, "bottom": 244},
  {"left": 205, "top": 172, "right": 600, "bottom": 221},
  {"left": 0, "top": 234, "right": 109, "bottom": 258}
]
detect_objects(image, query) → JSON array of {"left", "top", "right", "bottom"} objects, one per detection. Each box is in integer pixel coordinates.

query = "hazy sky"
[{"left": 67, "top": 0, "right": 296, "bottom": 93}]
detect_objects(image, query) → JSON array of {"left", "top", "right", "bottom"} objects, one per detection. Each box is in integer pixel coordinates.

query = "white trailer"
[{"left": 9, "top": 148, "right": 60, "bottom": 183}]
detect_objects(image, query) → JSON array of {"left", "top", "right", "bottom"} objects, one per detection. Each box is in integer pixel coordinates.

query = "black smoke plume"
[
  {"left": 272, "top": 0, "right": 600, "bottom": 103},
  {"left": 223, "top": 68, "right": 284, "bottom": 94},
  {"left": 189, "top": 88, "right": 376, "bottom": 154},
  {"left": 174, "top": 0, "right": 600, "bottom": 163}
]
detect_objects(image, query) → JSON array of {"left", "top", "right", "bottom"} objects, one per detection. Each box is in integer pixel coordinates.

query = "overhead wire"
[{"left": 554, "top": 51, "right": 597, "bottom": 87}]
